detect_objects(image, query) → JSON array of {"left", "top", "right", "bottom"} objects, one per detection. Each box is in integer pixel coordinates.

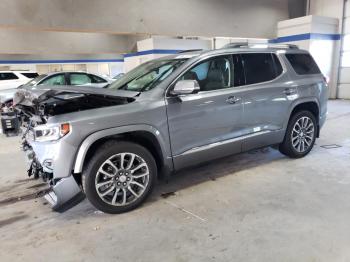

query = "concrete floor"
[{"left": 0, "top": 100, "right": 350, "bottom": 262}]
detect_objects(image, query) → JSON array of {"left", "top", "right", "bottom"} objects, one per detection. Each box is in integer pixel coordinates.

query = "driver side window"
[{"left": 181, "top": 56, "right": 232, "bottom": 92}]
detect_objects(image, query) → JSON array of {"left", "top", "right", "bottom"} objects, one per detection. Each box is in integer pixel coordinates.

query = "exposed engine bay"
[
  {"left": 14, "top": 88, "right": 135, "bottom": 123},
  {"left": 13, "top": 87, "right": 137, "bottom": 182}
]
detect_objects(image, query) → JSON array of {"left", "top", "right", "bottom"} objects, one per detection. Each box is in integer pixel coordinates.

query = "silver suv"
[{"left": 15, "top": 44, "right": 328, "bottom": 214}]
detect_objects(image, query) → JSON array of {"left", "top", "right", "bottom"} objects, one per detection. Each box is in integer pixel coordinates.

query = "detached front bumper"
[
  {"left": 44, "top": 175, "right": 84, "bottom": 212},
  {"left": 23, "top": 137, "right": 84, "bottom": 211}
]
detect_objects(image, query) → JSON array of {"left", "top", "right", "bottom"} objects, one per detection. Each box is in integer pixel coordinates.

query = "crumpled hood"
[{"left": 13, "top": 85, "right": 140, "bottom": 106}]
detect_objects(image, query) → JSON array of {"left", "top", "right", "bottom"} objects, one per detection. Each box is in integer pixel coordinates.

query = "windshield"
[
  {"left": 23, "top": 74, "right": 48, "bottom": 87},
  {"left": 108, "top": 59, "right": 186, "bottom": 92}
]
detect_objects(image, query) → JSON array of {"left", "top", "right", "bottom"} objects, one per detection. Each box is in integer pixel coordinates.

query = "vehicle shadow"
[
  {"left": 149, "top": 147, "right": 286, "bottom": 202},
  {"left": 62, "top": 147, "right": 288, "bottom": 219}
]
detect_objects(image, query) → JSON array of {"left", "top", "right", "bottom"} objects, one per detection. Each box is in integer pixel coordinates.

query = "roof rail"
[
  {"left": 178, "top": 49, "right": 203, "bottom": 53},
  {"left": 222, "top": 42, "right": 299, "bottom": 50}
]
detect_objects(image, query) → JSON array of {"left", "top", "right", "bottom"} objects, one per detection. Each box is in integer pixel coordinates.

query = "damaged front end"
[
  {"left": 14, "top": 86, "right": 138, "bottom": 211},
  {"left": 20, "top": 120, "right": 83, "bottom": 211}
]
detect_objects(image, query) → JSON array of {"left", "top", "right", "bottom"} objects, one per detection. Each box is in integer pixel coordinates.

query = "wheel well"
[
  {"left": 290, "top": 101, "right": 320, "bottom": 136},
  {"left": 81, "top": 131, "right": 164, "bottom": 179}
]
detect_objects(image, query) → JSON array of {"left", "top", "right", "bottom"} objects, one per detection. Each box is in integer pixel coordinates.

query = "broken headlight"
[{"left": 34, "top": 123, "right": 70, "bottom": 142}]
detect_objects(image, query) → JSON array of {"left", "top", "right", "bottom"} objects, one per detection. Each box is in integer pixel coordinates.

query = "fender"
[
  {"left": 283, "top": 96, "right": 320, "bottom": 129},
  {"left": 72, "top": 124, "right": 172, "bottom": 174}
]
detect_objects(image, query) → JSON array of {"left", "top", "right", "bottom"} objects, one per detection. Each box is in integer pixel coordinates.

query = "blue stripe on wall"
[
  {"left": 270, "top": 33, "right": 341, "bottom": 43},
  {"left": 0, "top": 59, "right": 124, "bottom": 64},
  {"left": 124, "top": 49, "right": 183, "bottom": 58},
  {"left": 0, "top": 33, "right": 341, "bottom": 65}
]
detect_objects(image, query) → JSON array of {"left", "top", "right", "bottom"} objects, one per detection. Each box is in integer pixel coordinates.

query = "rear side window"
[
  {"left": 285, "top": 53, "right": 321, "bottom": 75},
  {"left": 70, "top": 73, "right": 91, "bottom": 85},
  {"left": 21, "top": 73, "right": 39, "bottom": 79},
  {"left": 0, "top": 73, "right": 19, "bottom": 81},
  {"left": 241, "top": 53, "right": 281, "bottom": 85},
  {"left": 89, "top": 74, "right": 107, "bottom": 83}
]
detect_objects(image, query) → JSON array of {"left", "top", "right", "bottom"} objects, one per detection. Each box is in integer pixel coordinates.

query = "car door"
[
  {"left": 166, "top": 54, "right": 246, "bottom": 170},
  {"left": 239, "top": 52, "right": 296, "bottom": 151}
]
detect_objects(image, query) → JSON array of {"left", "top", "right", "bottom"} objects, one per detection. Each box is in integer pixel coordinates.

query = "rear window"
[
  {"left": 21, "top": 72, "right": 39, "bottom": 79},
  {"left": 285, "top": 53, "right": 321, "bottom": 75},
  {"left": 241, "top": 53, "right": 282, "bottom": 85},
  {"left": 0, "top": 73, "right": 19, "bottom": 81}
]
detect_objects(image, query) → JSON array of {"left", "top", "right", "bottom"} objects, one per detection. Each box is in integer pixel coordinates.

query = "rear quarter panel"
[{"left": 286, "top": 74, "right": 328, "bottom": 129}]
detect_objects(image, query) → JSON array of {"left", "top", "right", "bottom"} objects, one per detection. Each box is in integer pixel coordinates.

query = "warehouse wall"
[
  {"left": 0, "top": 53, "right": 125, "bottom": 77},
  {"left": 308, "top": 0, "right": 346, "bottom": 99},
  {"left": 0, "top": 29, "right": 130, "bottom": 54},
  {"left": 0, "top": 0, "right": 290, "bottom": 38},
  {"left": 310, "top": 0, "right": 345, "bottom": 25},
  {"left": 338, "top": 0, "right": 350, "bottom": 99}
]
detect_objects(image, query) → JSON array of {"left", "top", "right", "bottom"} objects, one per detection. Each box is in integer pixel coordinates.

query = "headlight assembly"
[{"left": 34, "top": 123, "right": 71, "bottom": 142}]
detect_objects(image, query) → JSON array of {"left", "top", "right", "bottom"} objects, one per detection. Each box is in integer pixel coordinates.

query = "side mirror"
[{"left": 171, "top": 80, "right": 200, "bottom": 96}]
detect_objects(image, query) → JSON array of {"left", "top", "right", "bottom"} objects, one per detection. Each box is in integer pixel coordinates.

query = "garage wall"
[
  {"left": 0, "top": 29, "right": 130, "bottom": 54},
  {"left": 308, "top": 0, "right": 346, "bottom": 99},
  {"left": 0, "top": 0, "right": 290, "bottom": 38},
  {"left": 310, "top": 0, "right": 345, "bottom": 24},
  {"left": 0, "top": 53, "right": 125, "bottom": 77},
  {"left": 339, "top": 0, "right": 350, "bottom": 99}
]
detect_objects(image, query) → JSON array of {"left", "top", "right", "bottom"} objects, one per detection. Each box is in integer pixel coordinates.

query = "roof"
[
  {"left": 157, "top": 44, "right": 309, "bottom": 62},
  {"left": 0, "top": 70, "right": 37, "bottom": 73}
]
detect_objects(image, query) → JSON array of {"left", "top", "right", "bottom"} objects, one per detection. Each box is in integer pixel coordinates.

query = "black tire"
[
  {"left": 83, "top": 140, "right": 157, "bottom": 214},
  {"left": 279, "top": 110, "right": 317, "bottom": 158}
]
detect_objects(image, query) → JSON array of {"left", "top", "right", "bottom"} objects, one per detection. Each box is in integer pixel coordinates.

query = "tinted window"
[
  {"left": 181, "top": 56, "right": 232, "bottom": 91},
  {"left": 70, "top": 73, "right": 91, "bottom": 85},
  {"left": 241, "top": 53, "right": 279, "bottom": 85},
  {"left": 285, "top": 53, "right": 321, "bottom": 75},
  {"left": 39, "top": 74, "right": 66, "bottom": 85},
  {"left": 0, "top": 73, "right": 19, "bottom": 81},
  {"left": 89, "top": 74, "right": 107, "bottom": 83},
  {"left": 21, "top": 73, "right": 39, "bottom": 79}
]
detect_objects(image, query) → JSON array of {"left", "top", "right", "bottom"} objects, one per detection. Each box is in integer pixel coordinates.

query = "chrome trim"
[{"left": 175, "top": 131, "right": 271, "bottom": 157}]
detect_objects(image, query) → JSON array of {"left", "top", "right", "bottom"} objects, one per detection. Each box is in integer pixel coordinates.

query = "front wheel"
[
  {"left": 83, "top": 141, "right": 157, "bottom": 214},
  {"left": 279, "top": 110, "right": 317, "bottom": 158}
]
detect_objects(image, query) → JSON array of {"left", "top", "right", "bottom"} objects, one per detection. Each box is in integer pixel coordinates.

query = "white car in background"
[
  {"left": 0, "top": 71, "right": 39, "bottom": 91},
  {"left": 0, "top": 71, "right": 114, "bottom": 107}
]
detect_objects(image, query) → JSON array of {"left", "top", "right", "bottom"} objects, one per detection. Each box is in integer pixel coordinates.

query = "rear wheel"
[
  {"left": 83, "top": 141, "right": 157, "bottom": 214},
  {"left": 279, "top": 110, "right": 317, "bottom": 158}
]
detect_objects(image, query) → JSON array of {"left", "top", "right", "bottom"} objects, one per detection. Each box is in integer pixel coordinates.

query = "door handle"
[
  {"left": 226, "top": 96, "right": 241, "bottom": 104},
  {"left": 283, "top": 88, "right": 297, "bottom": 95}
]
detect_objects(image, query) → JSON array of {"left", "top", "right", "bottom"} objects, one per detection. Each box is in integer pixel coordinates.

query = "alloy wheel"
[
  {"left": 291, "top": 116, "right": 315, "bottom": 153},
  {"left": 95, "top": 153, "right": 150, "bottom": 206}
]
